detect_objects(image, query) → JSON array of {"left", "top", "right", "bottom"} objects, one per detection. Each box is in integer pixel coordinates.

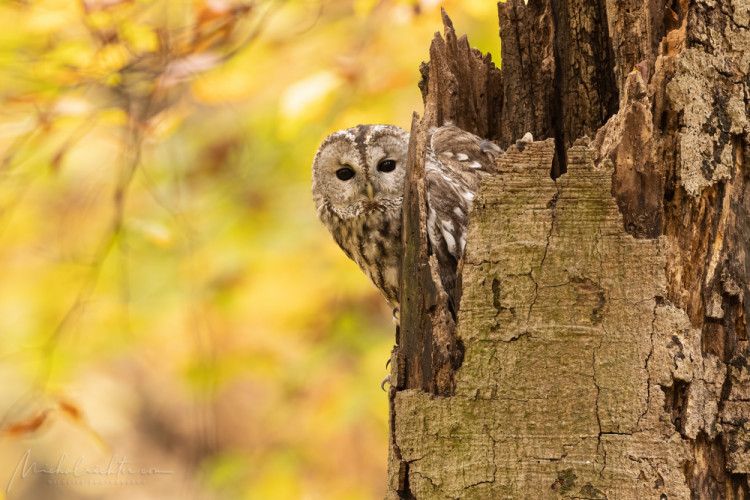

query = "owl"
[{"left": 311, "top": 124, "right": 504, "bottom": 314}]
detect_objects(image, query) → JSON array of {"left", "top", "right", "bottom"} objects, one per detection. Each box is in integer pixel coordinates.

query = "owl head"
[{"left": 311, "top": 124, "right": 409, "bottom": 220}]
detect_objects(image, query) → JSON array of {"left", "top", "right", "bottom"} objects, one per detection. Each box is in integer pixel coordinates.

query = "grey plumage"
[{"left": 311, "top": 123, "right": 502, "bottom": 311}]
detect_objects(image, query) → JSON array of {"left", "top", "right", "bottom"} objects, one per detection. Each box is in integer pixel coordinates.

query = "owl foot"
[
  {"left": 383, "top": 358, "right": 392, "bottom": 390},
  {"left": 381, "top": 373, "right": 391, "bottom": 391}
]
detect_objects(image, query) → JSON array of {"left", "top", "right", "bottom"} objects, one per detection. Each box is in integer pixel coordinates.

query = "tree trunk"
[{"left": 388, "top": 2, "right": 750, "bottom": 498}]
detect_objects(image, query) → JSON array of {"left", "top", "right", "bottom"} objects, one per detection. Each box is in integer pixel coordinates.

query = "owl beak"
[{"left": 365, "top": 183, "right": 375, "bottom": 201}]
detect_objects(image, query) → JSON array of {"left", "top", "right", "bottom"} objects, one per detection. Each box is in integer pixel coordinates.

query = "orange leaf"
[
  {"left": 3, "top": 411, "right": 50, "bottom": 437},
  {"left": 57, "top": 400, "right": 83, "bottom": 422}
]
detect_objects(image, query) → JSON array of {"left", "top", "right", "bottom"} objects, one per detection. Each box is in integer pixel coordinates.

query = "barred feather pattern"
[{"left": 318, "top": 196, "right": 403, "bottom": 307}]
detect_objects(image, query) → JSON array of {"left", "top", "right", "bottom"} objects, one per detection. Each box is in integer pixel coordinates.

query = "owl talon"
[
  {"left": 392, "top": 306, "right": 400, "bottom": 322},
  {"left": 385, "top": 358, "right": 391, "bottom": 369},
  {"left": 381, "top": 374, "right": 391, "bottom": 391}
]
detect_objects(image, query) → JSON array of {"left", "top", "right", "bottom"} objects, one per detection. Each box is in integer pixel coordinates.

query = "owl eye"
[
  {"left": 378, "top": 160, "right": 396, "bottom": 172},
  {"left": 336, "top": 167, "right": 355, "bottom": 181}
]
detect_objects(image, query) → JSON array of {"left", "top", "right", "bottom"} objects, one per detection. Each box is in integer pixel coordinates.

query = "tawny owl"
[{"left": 311, "top": 124, "right": 504, "bottom": 314}]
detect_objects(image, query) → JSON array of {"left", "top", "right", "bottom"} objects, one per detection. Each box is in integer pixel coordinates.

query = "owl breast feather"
[{"left": 321, "top": 200, "right": 403, "bottom": 309}]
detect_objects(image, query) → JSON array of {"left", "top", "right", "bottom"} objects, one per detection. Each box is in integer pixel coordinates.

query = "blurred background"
[{"left": 0, "top": 1, "right": 498, "bottom": 498}]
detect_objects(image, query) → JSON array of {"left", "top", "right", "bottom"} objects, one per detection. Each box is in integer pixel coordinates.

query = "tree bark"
[{"left": 388, "top": 2, "right": 750, "bottom": 498}]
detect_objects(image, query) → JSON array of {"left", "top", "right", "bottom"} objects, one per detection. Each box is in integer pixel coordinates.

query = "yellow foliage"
[
  {"left": 25, "top": 1, "right": 78, "bottom": 34},
  {"left": 278, "top": 70, "right": 344, "bottom": 138},
  {"left": 354, "top": 0, "right": 380, "bottom": 18},
  {"left": 191, "top": 54, "right": 260, "bottom": 103},
  {"left": 0, "top": 1, "right": 499, "bottom": 498},
  {"left": 92, "top": 43, "right": 132, "bottom": 76},
  {"left": 120, "top": 20, "right": 159, "bottom": 53}
]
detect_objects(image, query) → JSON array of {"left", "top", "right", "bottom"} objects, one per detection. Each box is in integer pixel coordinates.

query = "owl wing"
[
  {"left": 424, "top": 125, "right": 502, "bottom": 312},
  {"left": 430, "top": 125, "right": 503, "bottom": 177}
]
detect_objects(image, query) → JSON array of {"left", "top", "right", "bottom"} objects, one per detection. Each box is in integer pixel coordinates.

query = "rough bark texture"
[
  {"left": 419, "top": 12, "right": 504, "bottom": 142},
  {"left": 498, "top": 0, "right": 620, "bottom": 177},
  {"left": 395, "top": 9, "right": 505, "bottom": 400},
  {"left": 388, "top": 1, "right": 750, "bottom": 499}
]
